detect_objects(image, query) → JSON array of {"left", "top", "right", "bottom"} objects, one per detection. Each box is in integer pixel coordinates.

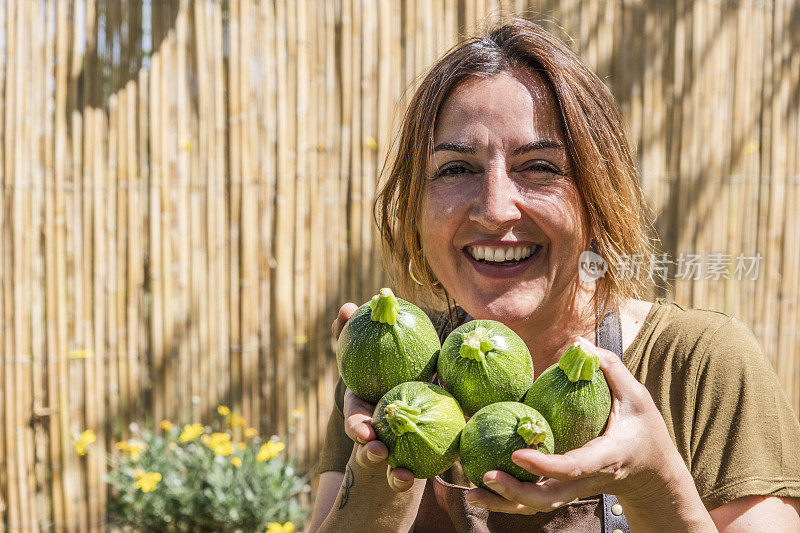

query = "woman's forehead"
[{"left": 433, "top": 69, "right": 565, "bottom": 147}]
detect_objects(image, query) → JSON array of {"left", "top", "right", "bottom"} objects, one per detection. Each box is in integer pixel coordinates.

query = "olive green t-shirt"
[{"left": 314, "top": 298, "right": 800, "bottom": 512}]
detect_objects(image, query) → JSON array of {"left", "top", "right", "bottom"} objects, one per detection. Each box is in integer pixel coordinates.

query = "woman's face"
[{"left": 420, "top": 69, "right": 590, "bottom": 327}]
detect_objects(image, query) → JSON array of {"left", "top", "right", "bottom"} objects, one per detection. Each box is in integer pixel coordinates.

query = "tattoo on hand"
[{"left": 338, "top": 465, "right": 355, "bottom": 509}]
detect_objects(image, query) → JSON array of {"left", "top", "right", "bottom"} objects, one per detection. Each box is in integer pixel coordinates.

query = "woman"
[{"left": 309, "top": 19, "right": 800, "bottom": 532}]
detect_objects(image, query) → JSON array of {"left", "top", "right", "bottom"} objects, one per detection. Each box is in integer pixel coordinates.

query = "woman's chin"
[{"left": 462, "top": 296, "right": 546, "bottom": 327}]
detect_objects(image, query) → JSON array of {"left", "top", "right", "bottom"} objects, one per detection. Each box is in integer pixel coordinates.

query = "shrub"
[{"left": 102, "top": 408, "right": 309, "bottom": 532}]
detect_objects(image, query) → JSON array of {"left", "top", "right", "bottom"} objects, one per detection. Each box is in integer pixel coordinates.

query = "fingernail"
[
  {"left": 511, "top": 456, "right": 528, "bottom": 468},
  {"left": 512, "top": 449, "right": 540, "bottom": 466},
  {"left": 356, "top": 436, "right": 366, "bottom": 445},
  {"left": 577, "top": 335, "right": 595, "bottom": 346},
  {"left": 484, "top": 479, "right": 501, "bottom": 492},
  {"left": 391, "top": 477, "right": 411, "bottom": 491},
  {"left": 366, "top": 449, "right": 379, "bottom": 462}
]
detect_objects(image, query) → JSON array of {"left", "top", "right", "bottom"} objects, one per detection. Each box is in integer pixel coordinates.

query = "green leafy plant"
[{"left": 102, "top": 408, "right": 309, "bottom": 532}]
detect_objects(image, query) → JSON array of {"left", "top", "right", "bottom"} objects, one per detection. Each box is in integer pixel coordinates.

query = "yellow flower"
[
  {"left": 228, "top": 414, "right": 246, "bottom": 428},
  {"left": 212, "top": 441, "right": 233, "bottom": 456},
  {"left": 127, "top": 442, "right": 146, "bottom": 460},
  {"left": 133, "top": 468, "right": 146, "bottom": 479},
  {"left": 266, "top": 522, "right": 294, "bottom": 533},
  {"left": 179, "top": 423, "right": 204, "bottom": 443},
  {"left": 208, "top": 432, "right": 233, "bottom": 456},
  {"left": 134, "top": 471, "right": 162, "bottom": 492},
  {"left": 201, "top": 434, "right": 211, "bottom": 445},
  {"left": 237, "top": 442, "right": 247, "bottom": 450},
  {"left": 161, "top": 419, "right": 173, "bottom": 431},
  {"left": 243, "top": 427, "right": 258, "bottom": 439},
  {"left": 217, "top": 405, "right": 231, "bottom": 416},
  {"left": 364, "top": 136, "right": 379, "bottom": 151},
  {"left": 116, "top": 440, "right": 146, "bottom": 461},
  {"left": 208, "top": 432, "right": 230, "bottom": 446},
  {"left": 232, "top": 456, "right": 242, "bottom": 467},
  {"left": 74, "top": 430, "right": 97, "bottom": 456},
  {"left": 257, "top": 440, "right": 285, "bottom": 462}
]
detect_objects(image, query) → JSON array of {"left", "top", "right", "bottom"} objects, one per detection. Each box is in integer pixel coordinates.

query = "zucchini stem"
[
  {"left": 370, "top": 288, "right": 399, "bottom": 326},
  {"left": 517, "top": 416, "right": 548, "bottom": 448},
  {"left": 558, "top": 339, "right": 599, "bottom": 382},
  {"left": 459, "top": 326, "right": 494, "bottom": 361},
  {"left": 384, "top": 400, "right": 421, "bottom": 436}
]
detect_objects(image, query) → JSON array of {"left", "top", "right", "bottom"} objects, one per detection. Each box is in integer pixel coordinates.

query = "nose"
[{"left": 469, "top": 166, "right": 522, "bottom": 231}]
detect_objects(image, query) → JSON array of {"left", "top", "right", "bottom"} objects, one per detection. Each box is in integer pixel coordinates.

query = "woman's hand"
[
  {"left": 331, "top": 303, "right": 417, "bottom": 493},
  {"left": 464, "top": 338, "right": 714, "bottom": 529}
]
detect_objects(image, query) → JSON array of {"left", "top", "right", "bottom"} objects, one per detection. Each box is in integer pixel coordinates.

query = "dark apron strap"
[{"left": 596, "top": 309, "right": 631, "bottom": 533}]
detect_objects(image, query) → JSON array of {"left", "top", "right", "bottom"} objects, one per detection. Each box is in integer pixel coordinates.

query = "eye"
[
  {"left": 434, "top": 164, "right": 473, "bottom": 179},
  {"left": 523, "top": 161, "right": 561, "bottom": 174}
]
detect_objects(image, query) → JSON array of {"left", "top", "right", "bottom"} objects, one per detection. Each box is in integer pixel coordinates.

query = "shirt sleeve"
[
  {"left": 311, "top": 378, "right": 355, "bottom": 477},
  {"left": 689, "top": 316, "right": 800, "bottom": 510}
]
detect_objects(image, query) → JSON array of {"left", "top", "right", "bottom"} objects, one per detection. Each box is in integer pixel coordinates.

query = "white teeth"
[{"left": 466, "top": 245, "right": 538, "bottom": 263}]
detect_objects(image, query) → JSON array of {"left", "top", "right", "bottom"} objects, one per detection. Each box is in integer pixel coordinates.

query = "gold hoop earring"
[{"left": 409, "top": 260, "right": 439, "bottom": 287}]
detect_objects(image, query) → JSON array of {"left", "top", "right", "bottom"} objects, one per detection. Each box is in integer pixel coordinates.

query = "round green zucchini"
[
  {"left": 372, "top": 381, "right": 465, "bottom": 479},
  {"left": 437, "top": 320, "right": 534, "bottom": 415},
  {"left": 336, "top": 288, "right": 441, "bottom": 404},
  {"left": 459, "top": 401, "right": 553, "bottom": 491},
  {"left": 523, "top": 338, "right": 611, "bottom": 453}
]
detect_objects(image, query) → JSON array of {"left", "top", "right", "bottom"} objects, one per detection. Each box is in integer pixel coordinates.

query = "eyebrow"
[
  {"left": 432, "top": 140, "right": 565, "bottom": 154},
  {"left": 511, "top": 140, "right": 565, "bottom": 155},
  {"left": 432, "top": 142, "right": 476, "bottom": 154}
]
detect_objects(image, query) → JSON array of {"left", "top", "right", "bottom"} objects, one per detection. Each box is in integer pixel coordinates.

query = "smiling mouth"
[{"left": 464, "top": 244, "right": 543, "bottom": 265}]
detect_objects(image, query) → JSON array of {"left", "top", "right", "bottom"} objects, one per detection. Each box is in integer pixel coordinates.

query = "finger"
[
  {"left": 344, "top": 413, "right": 374, "bottom": 444},
  {"left": 343, "top": 388, "right": 376, "bottom": 444},
  {"left": 479, "top": 470, "right": 586, "bottom": 512},
  {"left": 354, "top": 440, "right": 388, "bottom": 469},
  {"left": 464, "top": 487, "right": 538, "bottom": 515},
  {"left": 387, "top": 466, "right": 416, "bottom": 492},
  {"left": 511, "top": 439, "right": 618, "bottom": 483},
  {"left": 332, "top": 302, "right": 359, "bottom": 339}
]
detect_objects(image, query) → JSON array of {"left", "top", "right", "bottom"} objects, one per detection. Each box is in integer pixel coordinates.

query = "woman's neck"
[{"left": 509, "top": 285, "right": 599, "bottom": 378}]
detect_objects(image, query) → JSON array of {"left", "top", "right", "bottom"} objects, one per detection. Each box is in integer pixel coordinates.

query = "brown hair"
[{"left": 374, "top": 17, "right": 658, "bottom": 320}]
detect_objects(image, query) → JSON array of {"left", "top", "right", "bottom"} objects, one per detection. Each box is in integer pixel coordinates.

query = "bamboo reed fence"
[{"left": 0, "top": 0, "right": 798, "bottom": 530}]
